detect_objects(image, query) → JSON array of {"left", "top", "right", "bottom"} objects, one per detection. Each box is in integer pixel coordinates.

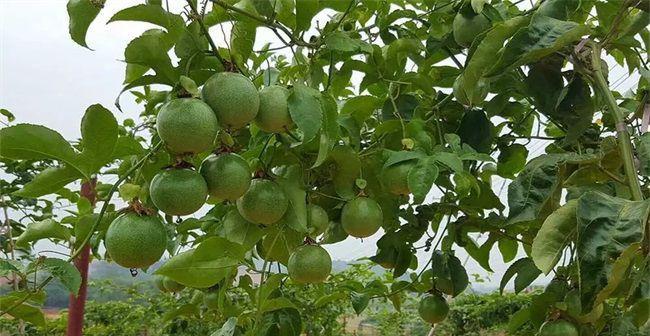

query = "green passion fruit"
[
  {"left": 538, "top": 320, "right": 579, "bottom": 336},
  {"left": 341, "top": 197, "right": 383, "bottom": 238},
  {"left": 200, "top": 153, "right": 251, "bottom": 201},
  {"left": 287, "top": 244, "right": 332, "bottom": 284},
  {"left": 150, "top": 168, "right": 208, "bottom": 216},
  {"left": 236, "top": 179, "right": 288, "bottom": 225},
  {"left": 255, "top": 85, "right": 294, "bottom": 133},
  {"left": 418, "top": 294, "right": 449, "bottom": 324},
  {"left": 452, "top": 10, "right": 491, "bottom": 48},
  {"left": 156, "top": 98, "right": 218, "bottom": 154},
  {"left": 104, "top": 212, "right": 167, "bottom": 269},
  {"left": 383, "top": 160, "right": 415, "bottom": 196},
  {"left": 202, "top": 72, "right": 260, "bottom": 129}
]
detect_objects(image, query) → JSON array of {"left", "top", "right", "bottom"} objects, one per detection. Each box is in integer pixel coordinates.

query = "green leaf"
[
  {"left": 67, "top": 0, "right": 102, "bottom": 48},
  {"left": 288, "top": 83, "right": 323, "bottom": 142},
  {"left": 230, "top": 20, "right": 257, "bottom": 65},
  {"left": 506, "top": 154, "right": 568, "bottom": 225},
  {"left": 576, "top": 192, "right": 650, "bottom": 304},
  {"left": 218, "top": 211, "right": 264, "bottom": 249},
  {"left": 78, "top": 104, "right": 118, "bottom": 173},
  {"left": 0, "top": 260, "right": 21, "bottom": 277},
  {"left": 500, "top": 258, "right": 542, "bottom": 294},
  {"left": 0, "top": 108, "right": 15, "bottom": 122},
  {"left": 341, "top": 95, "right": 381, "bottom": 122},
  {"left": 156, "top": 237, "right": 245, "bottom": 288},
  {"left": 498, "top": 238, "right": 518, "bottom": 263},
  {"left": 211, "top": 317, "right": 237, "bottom": 336},
  {"left": 635, "top": 133, "right": 650, "bottom": 176},
  {"left": 15, "top": 219, "right": 71, "bottom": 248},
  {"left": 179, "top": 76, "right": 200, "bottom": 96},
  {"left": 407, "top": 158, "right": 439, "bottom": 203},
  {"left": 456, "top": 110, "right": 494, "bottom": 153},
  {"left": 0, "top": 124, "right": 87, "bottom": 178},
  {"left": 487, "top": 15, "right": 590, "bottom": 76},
  {"left": 261, "top": 297, "right": 298, "bottom": 313},
  {"left": 276, "top": 165, "right": 309, "bottom": 233},
  {"left": 497, "top": 144, "right": 528, "bottom": 178},
  {"left": 0, "top": 294, "right": 45, "bottom": 326},
  {"left": 124, "top": 29, "right": 177, "bottom": 83},
  {"left": 108, "top": 4, "right": 184, "bottom": 40},
  {"left": 324, "top": 31, "right": 370, "bottom": 53},
  {"left": 295, "top": 0, "right": 319, "bottom": 31},
  {"left": 14, "top": 165, "right": 83, "bottom": 198},
  {"left": 314, "top": 292, "right": 347, "bottom": 307},
  {"left": 384, "top": 150, "right": 425, "bottom": 168},
  {"left": 350, "top": 292, "right": 370, "bottom": 315},
  {"left": 431, "top": 251, "right": 469, "bottom": 297},
  {"left": 531, "top": 199, "right": 578, "bottom": 274},
  {"left": 461, "top": 16, "right": 528, "bottom": 101},
  {"left": 40, "top": 258, "right": 82, "bottom": 295},
  {"left": 261, "top": 226, "right": 303, "bottom": 265}
]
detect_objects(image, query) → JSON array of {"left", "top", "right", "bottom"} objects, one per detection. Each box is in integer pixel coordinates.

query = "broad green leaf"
[
  {"left": 507, "top": 154, "right": 568, "bottom": 225},
  {"left": 531, "top": 199, "right": 578, "bottom": 274},
  {"left": 295, "top": 0, "right": 319, "bottom": 31},
  {"left": 261, "top": 297, "right": 297, "bottom": 313},
  {"left": 15, "top": 219, "right": 71, "bottom": 247},
  {"left": 40, "top": 258, "right": 82, "bottom": 295},
  {"left": 350, "top": 292, "right": 370, "bottom": 315},
  {"left": 230, "top": 20, "right": 257, "bottom": 65},
  {"left": 456, "top": 110, "right": 494, "bottom": 153},
  {"left": 78, "top": 104, "right": 118, "bottom": 173},
  {"left": 0, "top": 259, "right": 21, "bottom": 277},
  {"left": 431, "top": 251, "right": 469, "bottom": 297},
  {"left": 0, "top": 294, "right": 45, "bottom": 326},
  {"left": 384, "top": 150, "right": 425, "bottom": 168},
  {"left": 407, "top": 158, "right": 439, "bottom": 203},
  {"left": 500, "top": 258, "right": 542, "bottom": 294},
  {"left": 260, "top": 226, "right": 303, "bottom": 265},
  {"left": 124, "top": 29, "right": 177, "bottom": 83},
  {"left": 14, "top": 165, "right": 82, "bottom": 198},
  {"left": 582, "top": 243, "right": 641, "bottom": 320},
  {"left": 324, "top": 31, "right": 371, "bottom": 53},
  {"left": 312, "top": 94, "right": 339, "bottom": 168},
  {"left": 211, "top": 317, "right": 237, "bottom": 336},
  {"left": 288, "top": 83, "right": 323, "bottom": 142},
  {"left": 431, "top": 151, "right": 464, "bottom": 172},
  {"left": 156, "top": 237, "right": 245, "bottom": 288},
  {"left": 276, "top": 165, "right": 308, "bottom": 233},
  {"left": 108, "top": 4, "right": 184, "bottom": 40},
  {"left": 0, "top": 124, "right": 87, "bottom": 178},
  {"left": 329, "top": 145, "right": 361, "bottom": 200},
  {"left": 219, "top": 211, "right": 264, "bottom": 249},
  {"left": 460, "top": 16, "right": 528, "bottom": 102},
  {"left": 497, "top": 144, "right": 528, "bottom": 178},
  {"left": 464, "top": 234, "right": 496, "bottom": 272},
  {"left": 314, "top": 292, "right": 347, "bottom": 307},
  {"left": 487, "top": 15, "right": 589, "bottom": 76},
  {"left": 636, "top": 133, "right": 650, "bottom": 176},
  {"left": 67, "top": 0, "right": 102, "bottom": 48},
  {"left": 576, "top": 192, "right": 650, "bottom": 304},
  {"left": 341, "top": 95, "right": 381, "bottom": 122},
  {"left": 498, "top": 238, "right": 518, "bottom": 263}
]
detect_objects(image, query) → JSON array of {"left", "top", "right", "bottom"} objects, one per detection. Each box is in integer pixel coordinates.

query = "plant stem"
[
  {"left": 589, "top": 44, "right": 643, "bottom": 201},
  {"left": 185, "top": 0, "right": 230, "bottom": 69},
  {"left": 0, "top": 142, "right": 163, "bottom": 317}
]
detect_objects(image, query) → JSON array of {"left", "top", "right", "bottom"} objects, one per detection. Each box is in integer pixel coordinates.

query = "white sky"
[{"left": 0, "top": 0, "right": 641, "bottom": 289}]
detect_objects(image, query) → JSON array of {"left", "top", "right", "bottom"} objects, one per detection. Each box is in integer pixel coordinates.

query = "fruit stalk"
[{"left": 66, "top": 179, "right": 96, "bottom": 336}]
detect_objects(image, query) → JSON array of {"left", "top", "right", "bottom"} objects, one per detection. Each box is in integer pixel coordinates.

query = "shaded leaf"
[
  {"left": 500, "top": 258, "right": 542, "bottom": 294},
  {"left": 531, "top": 200, "right": 578, "bottom": 274}
]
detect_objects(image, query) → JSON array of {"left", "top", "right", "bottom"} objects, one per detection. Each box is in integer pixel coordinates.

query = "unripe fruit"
[
  {"left": 418, "top": 294, "right": 449, "bottom": 324},
  {"left": 538, "top": 320, "right": 579, "bottom": 336},
  {"left": 163, "top": 277, "right": 184, "bottom": 292},
  {"left": 452, "top": 11, "right": 491, "bottom": 47},
  {"left": 237, "top": 179, "right": 288, "bottom": 225},
  {"left": 105, "top": 212, "right": 167, "bottom": 269},
  {"left": 150, "top": 168, "right": 208, "bottom": 216},
  {"left": 200, "top": 153, "right": 251, "bottom": 201},
  {"left": 156, "top": 98, "right": 218, "bottom": 154},
  {"left": 255, "top": 85, "right": 294, "bottom": 133},
  {"left": 307, "top": 204, "right": 329, "bottom": 236},
  {"left": 202, "top": 72, "right": 259, "bottom": 129},
  {"left": 341, "top": 197, "right": 383, "bottom": 238},
  {"left": 288, "top": 244, "right": 332, "bottom": 284},
  {"left": 383, "top": 161, "right": 414, "bottom": 195}
]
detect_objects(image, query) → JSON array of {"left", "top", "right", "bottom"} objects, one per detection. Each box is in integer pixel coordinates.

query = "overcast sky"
[{"left": 1, "top": 0, "right": 641, "bottom": 289}]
